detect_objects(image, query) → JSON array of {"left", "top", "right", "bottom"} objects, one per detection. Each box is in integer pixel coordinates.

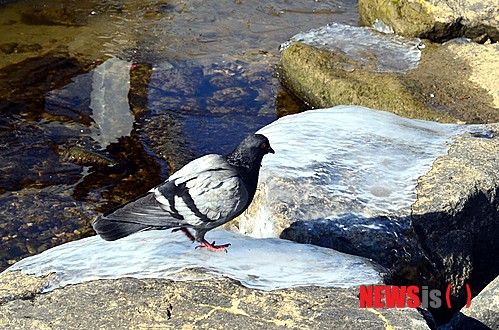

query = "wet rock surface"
[{"left": 0, "top": 272, "right": 431, "bottom": 330}]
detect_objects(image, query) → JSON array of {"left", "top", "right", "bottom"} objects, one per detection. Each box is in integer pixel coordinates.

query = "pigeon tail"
[{"left": 92, "top": 217, "right": 152, "bottom": 241}]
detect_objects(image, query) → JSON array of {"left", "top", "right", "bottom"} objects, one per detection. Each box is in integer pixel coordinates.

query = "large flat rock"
[{"left": 0, "top": 272, "right": 431, "bottom": 329}]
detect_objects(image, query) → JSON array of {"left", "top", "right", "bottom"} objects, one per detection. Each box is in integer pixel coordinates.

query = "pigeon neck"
[
  {"left": 226, "top": 152, "right": 262, "bottom": 186},
  {"left": 226, "top": 152, "right": 260, "bottom": 171},
  {"left": 226, "top": 147, "right": 266, "bottom": 206}
]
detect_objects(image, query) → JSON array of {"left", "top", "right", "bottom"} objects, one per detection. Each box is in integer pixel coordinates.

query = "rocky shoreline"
[
  {"left": 272, "top": 0, "right": 498, "bottom": 327},
  {"left": 1, "top": 0, "right": 498, "bottom": 329}
]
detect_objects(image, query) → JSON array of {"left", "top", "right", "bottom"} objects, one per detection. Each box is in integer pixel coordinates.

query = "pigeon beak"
[{"left": 268, "top": 146, "right": 275, "bottom": 154}]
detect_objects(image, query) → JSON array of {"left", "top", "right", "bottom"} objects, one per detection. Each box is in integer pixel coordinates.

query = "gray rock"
[
  {"left": 412, "top": 127, "right": 499, "bottom": 309},
  {"left": 0, "top": 271, "right": 432, "bottom": 329},
  {"left": 441, "top": 275, "right": 499, "bottom": 330},
  {"left": 234, "top": 106, "right": 499, "bottom": 313},
  {"left": 358, "top": 0, "right": 499, "bottom": 42}
]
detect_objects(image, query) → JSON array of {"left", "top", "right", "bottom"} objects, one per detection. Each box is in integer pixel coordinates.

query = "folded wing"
[{"left": 92, "top": 154, "right": 249, "bottom": 241}]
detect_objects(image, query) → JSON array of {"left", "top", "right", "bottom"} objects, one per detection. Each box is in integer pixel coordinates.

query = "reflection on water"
[
  {"left": 89, "top": 57, "right": 134, "bottom": 149},
  {"left": 0, "top": 0, "right": 359, "bottom": 270}
]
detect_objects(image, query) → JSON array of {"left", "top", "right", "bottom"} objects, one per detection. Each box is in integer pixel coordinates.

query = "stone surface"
[
  {"left": 441, "top": 275, "right": 499, "bottom": 330},
  {"left": 442, "top": 41, "right": 499, "bottom": 110},
  {"left": 233, "top": 106, "right": 498, "bottom": 320},
  {"left": 358, "top": 0, "right": 499, "bottom": 42},
  {"left": 0, "top": 272, "right": 432, "bottom": 329},
  {"left": 412, "top": 124, "right": 499, "bottom": 311},
  {"left": 279, "top": 25, "right": 499, "bottom": 124}
]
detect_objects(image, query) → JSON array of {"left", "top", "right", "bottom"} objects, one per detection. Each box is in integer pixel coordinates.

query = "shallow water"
[{"left": 0, "top": 0, "right": 359, "bottom": 270}]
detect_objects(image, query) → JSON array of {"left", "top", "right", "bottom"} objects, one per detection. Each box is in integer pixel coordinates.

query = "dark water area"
[{"left": 0, "top": 0, "right": 359, "bottom": 270}]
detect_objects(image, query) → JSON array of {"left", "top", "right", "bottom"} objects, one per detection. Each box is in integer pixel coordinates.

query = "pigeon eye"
[{"left": 260, "top": 143, "right": 267, "bottom": 149}]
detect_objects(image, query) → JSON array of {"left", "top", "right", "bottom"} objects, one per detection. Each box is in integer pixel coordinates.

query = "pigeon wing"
[
  {"left": 92, "top": 192, "right": 175, "bottom": 241},
  {"left": 153, "top": 154, "right": 250, "bottom": 228},
  {"left": 93, "top": 154, "right": 250, "bottom": 241}
]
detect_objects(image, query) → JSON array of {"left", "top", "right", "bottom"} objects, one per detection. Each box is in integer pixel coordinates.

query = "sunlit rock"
[
  {"left": 280, "top": 23, "right": 499, "bottom": 123},
  {"left": 358, "top": 0, "right": 499, "bottom": 43},
  {"left": 0, "top": 271, "right": 431, "bottom": 329},
  {"left": 235, "top": 106, "right": 498, "bottom": 309}
]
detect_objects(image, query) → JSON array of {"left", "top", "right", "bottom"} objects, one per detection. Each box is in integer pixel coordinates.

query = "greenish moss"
[
  {"left": 358, "top": 0, "right": 435, "bottom": 38},
  {"left": 280, "top": 43, "right": 454, "bottom": 122},
  {"left": 280, "top": 42, "right": 498, "bottom": 124}
]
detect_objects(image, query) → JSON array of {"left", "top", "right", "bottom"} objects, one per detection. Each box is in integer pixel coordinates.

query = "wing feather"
[{"left": 93, "top": 153, "right": 250, "bottom": 241}]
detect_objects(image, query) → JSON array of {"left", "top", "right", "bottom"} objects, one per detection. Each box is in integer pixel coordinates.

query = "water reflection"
[
  {"left": 0, "top": 0, "right": 359, "bottom": 270},
  {"left": 89, "top": 57, "right": 134, "bottom": 149}
]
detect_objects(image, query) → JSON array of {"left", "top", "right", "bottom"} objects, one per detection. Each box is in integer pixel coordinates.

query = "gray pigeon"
[{"left": 92, "top": 134, "right": 274, "bottom": 252}]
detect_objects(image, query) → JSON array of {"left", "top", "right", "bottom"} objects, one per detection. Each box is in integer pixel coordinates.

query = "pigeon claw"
[{"left": 195, "top": 240, "right": 231, "bottom": 253}]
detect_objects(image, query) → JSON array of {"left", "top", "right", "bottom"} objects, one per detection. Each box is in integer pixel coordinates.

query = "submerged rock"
[
  {"left": 279, "top": 23, "right": 499, "bottom": 123},
  {"left": 60, "top": 146, "right": 118, "bottom": 167},
  {"left": 20, "top": 6, "right": 88, "bottom": 27}
]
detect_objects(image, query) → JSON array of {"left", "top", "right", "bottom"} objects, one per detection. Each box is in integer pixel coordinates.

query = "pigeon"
[{"left": 92, "top": 134, "right": 274, "bottom": 252}]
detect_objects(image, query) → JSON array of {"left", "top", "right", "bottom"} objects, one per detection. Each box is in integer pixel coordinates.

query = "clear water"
[{"left": 0, "top": 0, "right": 360, "bottom": 270}]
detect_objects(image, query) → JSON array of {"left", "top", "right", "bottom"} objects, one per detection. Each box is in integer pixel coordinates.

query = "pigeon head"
[{"left": 226, "top": 134, "right": 274, "bottom": 170}]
